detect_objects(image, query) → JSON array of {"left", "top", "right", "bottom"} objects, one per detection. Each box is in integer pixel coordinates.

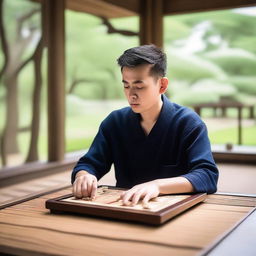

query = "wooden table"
[{"left": 0, "top": 187, "right": 256, "bottom": 256}]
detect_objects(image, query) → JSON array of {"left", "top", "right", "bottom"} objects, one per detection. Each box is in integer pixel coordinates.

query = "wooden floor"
[
  {"left": 0, "top": 171, "right": 71, "bottom": 209},
  {"left": 217, "top": 163, "right": 256, "bottom": 194},
  {"left": 0, "top": 163, "right": 255, "bottom": 209}
]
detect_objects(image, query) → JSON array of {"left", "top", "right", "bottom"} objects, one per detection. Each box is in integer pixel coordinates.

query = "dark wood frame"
[{"left": 45, "top": 186, "right": 206, "bottom": 225}]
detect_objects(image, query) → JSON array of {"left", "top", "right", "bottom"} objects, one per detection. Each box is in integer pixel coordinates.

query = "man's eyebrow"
[
  {"left": 133, "top": 80, "right": 143, "bottom": 84},
  {"left": 122, "top": 80, "right": 143, "bottom": 84}
]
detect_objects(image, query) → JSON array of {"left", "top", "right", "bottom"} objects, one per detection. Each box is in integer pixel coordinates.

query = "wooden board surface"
[
  {"left": 0, "top": 187, "right": 256, "bottom": 256},
  {"left": 46, "top": 186, "right": 206, "bottom": 225}
]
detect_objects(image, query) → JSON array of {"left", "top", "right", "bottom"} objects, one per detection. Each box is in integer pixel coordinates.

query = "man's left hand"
[{"left": 120, "top": 181, "right": 160, "bottom": 207}]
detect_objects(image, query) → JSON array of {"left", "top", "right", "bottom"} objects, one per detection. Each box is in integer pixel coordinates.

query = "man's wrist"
[{"left": 75, "top": 170, "right": 89, "bottom": 179}]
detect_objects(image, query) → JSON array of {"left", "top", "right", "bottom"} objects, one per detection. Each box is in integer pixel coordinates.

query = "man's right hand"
[{"left": 72, "top": 171, "right": 98, "bottom": 199}]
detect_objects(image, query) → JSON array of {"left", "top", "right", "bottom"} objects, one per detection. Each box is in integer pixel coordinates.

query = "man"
[{"left": 72, "top": 45, "right": 218, "bottom": 206}]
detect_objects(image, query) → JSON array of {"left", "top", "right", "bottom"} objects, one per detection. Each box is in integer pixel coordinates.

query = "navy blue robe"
[{"left": 72, "top": 95, "right": 218, "bottom": 193}]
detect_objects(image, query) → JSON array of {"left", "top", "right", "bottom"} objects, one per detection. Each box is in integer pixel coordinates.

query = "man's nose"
[{"left": 129, "top": 88, "right": 137, "bottom": 99}]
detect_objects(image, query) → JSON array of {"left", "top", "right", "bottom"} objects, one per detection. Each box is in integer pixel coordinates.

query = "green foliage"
[
  {"left": 191, "top": 79, "right": 237, "bottom": 98},
  {"left": 164, "top": 17, "right": 191, "bottom": 43},
  {"left": 110, "top": 16, "right": 139, "bottom": 32},
  {"left": 230, "top": 76, "right": 256, "bottom": 95},
  {"left": 66, "top": 11, "right": 138, "bottom": 100},
  {"left": 167, "top": 48, "right": 227, "bottom": 83},
  {"left": 232, "top": 36, "right": 256, "bottom": 55},
  {"left": 204, "top": 48, "right": 256, "bottom": 76},
  {"left": 169, "top": 80, "right": 219, "bottom": 105},
  {"left": 174, "top": 10, "right": 256, "bottom": 53}
]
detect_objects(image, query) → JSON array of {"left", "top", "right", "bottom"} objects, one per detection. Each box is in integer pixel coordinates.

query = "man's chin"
[{"left": 130, "top": 106, "right": 142, "bottom": 113}]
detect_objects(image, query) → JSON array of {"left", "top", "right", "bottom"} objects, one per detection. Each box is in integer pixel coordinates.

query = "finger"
[
  {"left": 142, "top": 193, "right": 153, "bottom": 209},
  {"left": 81, "top": 180, "right": 89, "bottom": 198},
  {"left": 142, "top": 193, "right": 152, "bottom": 203},
  {"left": 122, "top": 190, "right": 135, "bottom": 206},
  {"left": 86, "top": 178, "right": 93, "bottom": 197},
  {"left": 74, "top": 179, "right": 83, "bottom": 198},
  {"left": 131, "top": 189, "right": 145, "bottom": 206},
  {"left": 119, "top": 191, "right": 126, "bottom": 200},
  {"left": 72, "top": 181, "right": 76, "bottom": 197},
  {"left": 91, "top": 179, "right": 97, "bottom": 199}
]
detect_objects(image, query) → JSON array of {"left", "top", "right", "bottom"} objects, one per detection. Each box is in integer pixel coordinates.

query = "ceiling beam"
[
  {"left": 32, "top": 0, "right": 137, "bottom": 18},
  {"left": 66, "top": 0, "right": 137, "bottom": 18},
  {"left": 163, "top": 0, "right": 256, "bottom": 15},
  {"left": 102, "top": 0, "right": 139, "bottom": 14}
]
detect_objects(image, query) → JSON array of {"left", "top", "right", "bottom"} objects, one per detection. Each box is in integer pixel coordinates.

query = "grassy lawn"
[
  {"left": 209, "top": 125, "right": 256, "bottom": 145},
  {"left": 66, "top": 137, "right": 93, "bottom": 152}
]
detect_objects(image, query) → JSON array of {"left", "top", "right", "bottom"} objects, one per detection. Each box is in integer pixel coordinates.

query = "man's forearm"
[{"left": 156, "top": 177, "right": 194, "bottom": 194}]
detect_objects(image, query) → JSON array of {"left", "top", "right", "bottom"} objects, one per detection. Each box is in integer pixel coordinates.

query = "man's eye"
[
  {"left": 137, "top": 87, "right": 143, "bottom": 90},
  {"left": 124, "top": 85, "right": 129, "bottom": 89}
]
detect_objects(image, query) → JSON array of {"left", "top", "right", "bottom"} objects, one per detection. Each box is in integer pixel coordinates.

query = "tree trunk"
[
  {"left": 1, "top": 75, "right": 19, "bottom": 157},
  {"left": 25, "top": 39, "right": 43, "bottom": 162}
]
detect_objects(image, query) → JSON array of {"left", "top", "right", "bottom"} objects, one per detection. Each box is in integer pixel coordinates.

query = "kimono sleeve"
[
  {"left": 71, "top": 122, "right": 113, "bottom": 184},
  {"left": 181, "top": 123, "right": 219, "bottom": 194}
]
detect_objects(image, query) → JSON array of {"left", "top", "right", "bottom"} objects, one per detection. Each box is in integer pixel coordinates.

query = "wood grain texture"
[
  {"left": 0, "top": 189, "right": 255, "bottom": 256},
  {"left": 0, "top": 171, "right": 71, "bottom": 209}
]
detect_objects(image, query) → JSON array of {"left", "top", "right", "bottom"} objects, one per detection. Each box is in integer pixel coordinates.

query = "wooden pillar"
[
  {"left": 139, "top": 0, "right": 163, "bottom": 48},
  {"left": 238, "top": 107, "right": 242, "bottom": 145},
  {"left": 43, "top": 0, "right": 66, "bottom": 161}
]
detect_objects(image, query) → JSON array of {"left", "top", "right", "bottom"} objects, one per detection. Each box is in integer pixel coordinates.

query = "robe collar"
[{"left": 129, "top": 94, "right": 174, "bottom": 141}]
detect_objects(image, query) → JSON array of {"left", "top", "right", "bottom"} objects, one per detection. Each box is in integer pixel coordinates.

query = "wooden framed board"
[{"left": 45, "top": 186, "right": 207, "bottom": 225}]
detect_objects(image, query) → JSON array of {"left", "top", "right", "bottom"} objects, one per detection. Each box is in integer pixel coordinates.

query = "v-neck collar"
[{"left": 129, "top": 94, "right": 174, "bottom": 141}]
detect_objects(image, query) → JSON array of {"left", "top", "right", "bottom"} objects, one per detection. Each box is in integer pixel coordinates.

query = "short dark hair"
[{"left": 117, "top": 45, "right": 167, "bottom": 77}]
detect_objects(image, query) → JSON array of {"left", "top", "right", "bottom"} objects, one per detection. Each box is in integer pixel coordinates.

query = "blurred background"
[{"left": 0, "top": 0, "right": 255, "bottom": 168}]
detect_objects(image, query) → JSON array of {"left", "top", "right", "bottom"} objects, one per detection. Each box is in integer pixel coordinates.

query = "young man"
[{"left": 72, "top": 45, "right": 218, "bottom": 206}]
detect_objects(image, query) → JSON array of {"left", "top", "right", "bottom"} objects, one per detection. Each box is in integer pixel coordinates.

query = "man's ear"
[{"left": 159, "top": 77, "right": 168, "bottom": 94}]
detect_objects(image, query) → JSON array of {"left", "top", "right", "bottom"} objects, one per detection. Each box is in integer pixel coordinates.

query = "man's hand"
[
  {"left": 72, "top": 171, "right": 98, "bottom": 199},
  {"left": 120, "top": 181, "right": 160, "bottom": 207}
]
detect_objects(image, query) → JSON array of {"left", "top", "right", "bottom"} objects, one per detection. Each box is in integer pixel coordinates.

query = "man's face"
[{"left": 122, "top": 64, "right": 162, "bottom": 114}]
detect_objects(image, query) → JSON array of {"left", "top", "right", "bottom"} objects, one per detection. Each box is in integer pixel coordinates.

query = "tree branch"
[
  {"left": 68, "top": 78, "right": 90, "bottom": 94},
  {"left": 100, "top": 16, "right": 138, "bottom": 36},
  {"left": 17, "top": 8, "right": 40, "bottom": 38},
  {"left": 0, "top": 0, "right": 9, "bottom": 81},
  {"left": 14, "top": 35, "right": 41, "bottom": 76}
]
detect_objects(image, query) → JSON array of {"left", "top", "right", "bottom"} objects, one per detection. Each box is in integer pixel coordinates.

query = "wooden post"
[
  {"left": 139, "top": 0, "right": 163, "bottom": 48},
  {"left": 238, "top": 107, "right": 242, "bottom": 145},
  {"left": 44, "top": 0, "right": 66, "bottom": 162}
]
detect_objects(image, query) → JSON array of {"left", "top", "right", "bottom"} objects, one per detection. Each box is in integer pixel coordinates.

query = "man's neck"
[{"left": 141, "top": 98, "right": 163, "bottom": 125}]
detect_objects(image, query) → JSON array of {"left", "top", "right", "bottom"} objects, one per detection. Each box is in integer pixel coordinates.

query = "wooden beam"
[
  {"left": 101, "top": 0, "right": 139, "bottom": 14},
  {"left": 43, "top": 0, "right": 66, "bottom": 162},
  {"left": 65, "top": 0, "right": 137, "bottom": 18},
  {"left": 139, "top": 0, "right": 163, "bottom": 48},
  {"left": 163, "top": 0, "right": 256, "bottom": 15}
]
